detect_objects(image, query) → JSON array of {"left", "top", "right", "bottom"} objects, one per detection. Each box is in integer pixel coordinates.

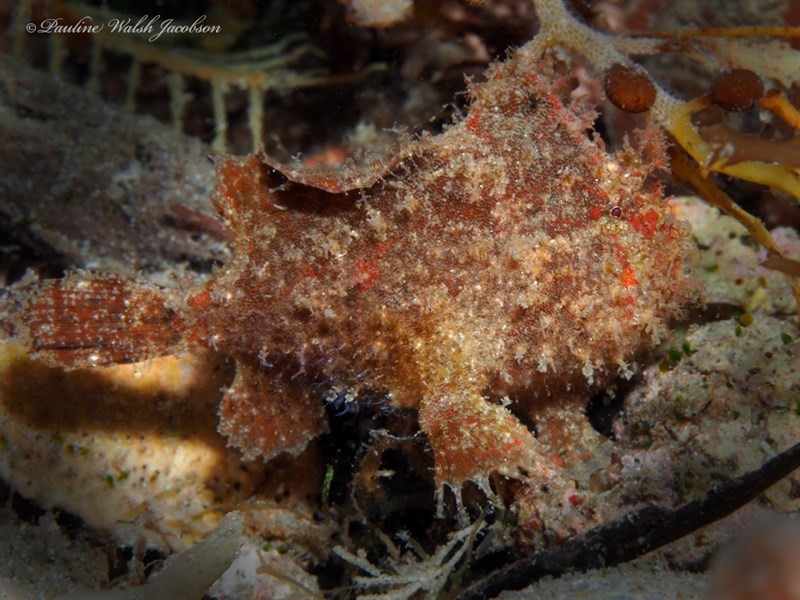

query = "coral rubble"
[{"left": 0, "top": 53, "right": 226, "bottom": 281}]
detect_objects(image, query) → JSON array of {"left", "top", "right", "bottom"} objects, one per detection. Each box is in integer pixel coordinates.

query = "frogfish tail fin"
[{"left": 14, "top": 272, "right": 182, "bottom": 367}]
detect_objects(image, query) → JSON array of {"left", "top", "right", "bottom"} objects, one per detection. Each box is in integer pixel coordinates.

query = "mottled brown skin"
[{"left": 16, "top": 46, "right": 697, "bottom": 512}]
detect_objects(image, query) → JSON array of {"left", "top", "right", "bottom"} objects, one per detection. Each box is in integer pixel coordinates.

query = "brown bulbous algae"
[{"left": 13, "top": 48, "right": 697, "bottom": 515}]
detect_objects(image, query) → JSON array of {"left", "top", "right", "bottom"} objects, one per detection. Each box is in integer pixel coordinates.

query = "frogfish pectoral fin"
[
  {"left": 218, "top": 357, "right": 328, "bottom": 462},
  {"left": 418, "top": 391, "right": 560, "bottom": 516}
]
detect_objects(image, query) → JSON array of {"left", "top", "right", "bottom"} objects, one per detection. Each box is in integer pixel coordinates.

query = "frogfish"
[{"left": 10, "top": 46, "right": 697, "bottom": 515}]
